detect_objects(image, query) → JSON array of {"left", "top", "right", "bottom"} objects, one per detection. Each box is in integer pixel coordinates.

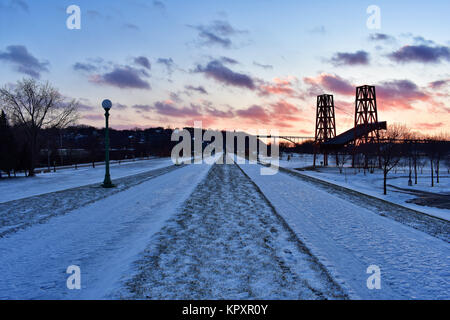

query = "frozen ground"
[
  {"left": 120, "top": 158, "right": 346, "bottom": 300},
  {"left": 0, "top": 164, "right": 182, "bottom": 238},
  {"left": 275, "top": 166, "right": 449, "bottom": 242},
  {"left": 0, "top": 156, "right": 219, "bottom": 299},
  {"left": 0, "top": 157, "right": 175, "bottom": 203},
  {"left": 238, "top": 160, "right": 450, "bottom": 299},
  {"left": 0, "top": 153, "right": 448, "bottom": 300},
  {"left": 274, "top": 154, "right": 450, "bottom": 221}
]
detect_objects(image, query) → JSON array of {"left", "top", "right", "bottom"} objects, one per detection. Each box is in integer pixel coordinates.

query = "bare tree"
[
  {"left": 428, "top": 133, "right": 449, "bottom": 186},
  {"left": 445, "top": 155, "right": 450, "bottom": 174},
  {"left": 337, "top": 149, "right": 352, "bottom": 174},
  {"left": 379, "top": 124, "right": 408, "bottom": 195},
  {"left": 0, "top": 78, "right": 78, "bottom": 176},
  {"left": 402, "top": 131, "right": 416, "bottom": 186},
  {"left": 410, "top": 134, "right": 422, "bottom": 185}
]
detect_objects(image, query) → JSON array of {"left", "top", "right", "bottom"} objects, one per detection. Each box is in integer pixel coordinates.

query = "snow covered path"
[
  {"left": 0, "top": 164, "right": 181, "bottom": 238},
  {"left": 0, "top": 157, "right": 173, "bottom": 203},
  {"left": 0, "top": 159, "right": 217, "bottom": 299},
  {"left": 121, "top": 161, "right": 346, "bottom": 300},
  {"left": 276, "top": 166, "right": 450, "bottom": 242},
  {"left": 238, "top": 162, "right": 450, "bottom": 300}
]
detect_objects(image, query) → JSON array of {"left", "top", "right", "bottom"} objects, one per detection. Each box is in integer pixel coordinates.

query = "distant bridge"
[{"left": 256, "top": 135, "right": 314, "bottom": 145}]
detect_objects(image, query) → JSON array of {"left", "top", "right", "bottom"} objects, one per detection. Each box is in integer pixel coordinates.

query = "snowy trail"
[
  {"left": 0, "top": 157, "right": 174, "bottom": 203},
  {"left": 238, "top": 162, "right": 450, "bottom": 300},
  {"left": 0, "top": 158, "right": 218, "bottom": 299},
  {"left": 0, "top": 164, "right": 182, "bottom": 238},
  {"left": 121, "top": 160, "right": 346, "bottom": 300},
  {"left": 274, "top": 166, "right": 450, "bottom": 242}
]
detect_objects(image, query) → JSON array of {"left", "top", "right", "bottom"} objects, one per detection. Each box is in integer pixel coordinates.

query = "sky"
[{"left": 0, "top": 0, "right": 449, "bottom": 136}]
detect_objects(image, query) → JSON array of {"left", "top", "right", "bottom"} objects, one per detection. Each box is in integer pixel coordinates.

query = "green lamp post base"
[{"left": 102, "top": 181, "right": 115, "bottom": 188}]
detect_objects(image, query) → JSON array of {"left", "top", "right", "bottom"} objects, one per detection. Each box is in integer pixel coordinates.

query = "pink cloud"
[
  {"left": 304, "top": 73, "right": 354, "bottom": 96},
  {"left": 258, "top": 77, "right": 299, "bottom": 97}
]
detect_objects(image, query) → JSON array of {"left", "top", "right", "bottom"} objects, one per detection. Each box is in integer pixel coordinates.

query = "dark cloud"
[
  {"left": 153, "top": 1, "right": 165, "bottom": 10},
  {"left": 369, "top": 33, "right": 395, "bottom": 41},
  {"left": 73, "top": 62, "right": 98, "bottom": 72},
  {"left": 220, "top": 56, "right": 239, "bottom": 65},
  {"left": 134, "top": 56, "right": 151, "bottom": 70},
  {"left": 185, "top": 85, "right": 208, "bottom": 95},
  {"left": 195, "top": 60, "right": 255, "bottom": 90},
  {"left": 377, "top": 79, "right": 429, "bottom": 110},
  {"left": 74, "top": 57, "right": 151, "bottom": 90},
  {"left": 93, "top": 66, "right": 151, "bottom": 89},
  {"left": 253, "top": 61, "right": 273, "bottom": 70},
  {"left": 389, "top": 45, "right": 450, "bottom": 63},
  {"left": 330, "top": 50, "right": 370, "bottom": 66},
  {"left": 132, "top": 104, "right": 152, "bottom": 112},
  {"left": 377, "top": 80, "right": 426, "bottom": 99},
  {"left": 0, "top": 45, "right": 49, "bottom": 78},
  {"left": 169, "top": 92, "right": 183, "bottom": 103},
  {"left": 200, "top": 32, "right": 231, "bottom": 48},
  {"left": 113, "top": 103, "right": 128, "bottom": 110},
  {"left": 304, "top": 74, "right": 430, "bottom": 110},
  {"left": 151, "top": 101, "right": 202, "bottom": 118},
  {"left": 189, "top": 20, "right": 246, "bottom": 48},
  {"left": 157, "top": 58, "right": 175, "bottom": 74},
  {"left": 304, "top": 74, "right": 354, "bottom": 96},
  {"left": 204, "top": 105, "right": 234, "bottom": 118},
  {"left": 412, "top": 36, "right": 435, "bottom": 46},
  {"left": 429, "top": 79, "right": 449, "bottom": 89}
]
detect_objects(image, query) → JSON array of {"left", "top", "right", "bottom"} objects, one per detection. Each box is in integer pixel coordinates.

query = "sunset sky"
[{"left": 0, "top": 0, "right": 449, "bottom": 136}]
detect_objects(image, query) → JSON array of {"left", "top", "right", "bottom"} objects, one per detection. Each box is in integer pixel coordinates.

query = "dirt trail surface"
[
  {"left": 0, "top": 164, "right": 181, "bottom": 238},
  {"left": 122, "top": 161, "right": 346, "bottom": 300}
]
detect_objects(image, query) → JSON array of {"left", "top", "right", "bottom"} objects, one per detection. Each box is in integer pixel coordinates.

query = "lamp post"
[{"left": 102, "top": 99, "right": 114, "bottom": 188}]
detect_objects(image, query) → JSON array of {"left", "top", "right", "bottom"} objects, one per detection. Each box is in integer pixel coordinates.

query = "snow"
[
  {"left": 0, "top": 152, "right": 448, "bottom": 300},
  {"left": 273, "top": 154, "right": 450, "bottom": 222},
  {"left": 237, "top": 159, "right": 450, "bottom": 300},
  {"left": 0, "top": 155, "right": 220, "bottom": 299},
  {"left": 120, "top": 159, "right": 346, "bottom": 300},
  {"left": 0, "top": 157, "right": 175, "bottom": 203},
  {"left": 299, "top": 168, "right": 450, "bottom": 221}
]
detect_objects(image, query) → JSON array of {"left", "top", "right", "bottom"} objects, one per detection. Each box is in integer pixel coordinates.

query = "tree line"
[{"left": 0, "top": 78, "right": 183, "bottom": 178}]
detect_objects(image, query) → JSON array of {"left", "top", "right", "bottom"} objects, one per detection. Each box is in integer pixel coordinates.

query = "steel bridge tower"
[
  {"left": 353, "top": 85, "right": 381, "bottom": 167},
  {"left": 313, "top": 94, "right": 336, "bottom": 167}
]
